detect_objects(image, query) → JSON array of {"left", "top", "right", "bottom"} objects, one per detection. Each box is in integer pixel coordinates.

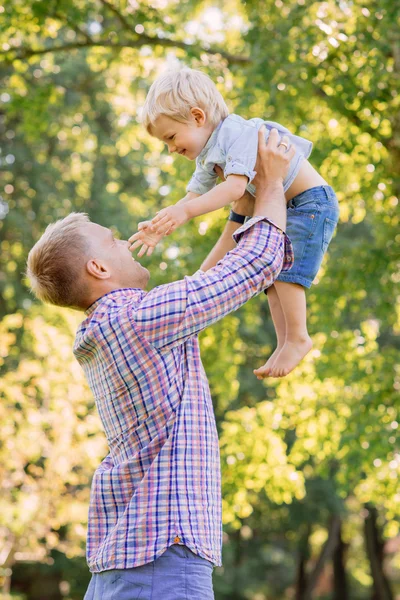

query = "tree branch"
[
  {"left": 0, "top": 35, "right": 250, "bottom": 66},
  {"left": 54, "top": 11, "right": 93, "bottom": 44},
  {"left": 99, "top": 0, "right": 135, "bottom": 32}
]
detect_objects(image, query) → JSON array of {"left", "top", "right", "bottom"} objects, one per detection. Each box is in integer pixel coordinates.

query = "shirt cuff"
[
  {"left": 224, "top": 160, "right": 257, "bottom": 184},
  {"left": 232, "top": 216, "right": 294, "bottom": 271}
]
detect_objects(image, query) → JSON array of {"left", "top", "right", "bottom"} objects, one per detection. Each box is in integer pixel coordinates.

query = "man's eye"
[{"left": 167, "top": 135, "right": 175, "bottom": 141}]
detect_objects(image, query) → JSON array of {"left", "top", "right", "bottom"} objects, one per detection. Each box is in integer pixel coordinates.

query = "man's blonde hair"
[
  {"left": 141, "top": 67, "right": 229, "bottom": 132},
  {"left": 26, "top": 212, "right": 91, "bottom": 310}
]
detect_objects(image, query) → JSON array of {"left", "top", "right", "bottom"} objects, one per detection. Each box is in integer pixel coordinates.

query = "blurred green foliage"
[{"left": 0, "top": 0, "right": 399, "bottom": 599}]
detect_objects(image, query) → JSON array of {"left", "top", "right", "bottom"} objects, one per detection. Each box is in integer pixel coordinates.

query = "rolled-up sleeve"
[
  {"left": 222, "top": 124, "right": 258, "bottom": 183},
  {"left": 134, "top": 218, "right": 293, "bottom": 349},
  {"left": 186, "top": 163, "right": 218, "bottom": 195}
]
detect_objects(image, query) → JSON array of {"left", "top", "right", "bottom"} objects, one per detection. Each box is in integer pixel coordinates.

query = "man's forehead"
[{"left": 85, "top": 222, "right": 111, "bottom": 239}]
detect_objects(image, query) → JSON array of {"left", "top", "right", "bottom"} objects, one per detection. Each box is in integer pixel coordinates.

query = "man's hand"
[
  {"left": 128, "top": 221, "right": 165, "bottom": 257},
  {"left": 151, "top": 204, "right": 190, "bottom": 235},
  {"left": 252, "top": 127, "right": 296, "bottom": 229},
  {"left": 253, "top": 127, "right": 296, "bottom": 191}
]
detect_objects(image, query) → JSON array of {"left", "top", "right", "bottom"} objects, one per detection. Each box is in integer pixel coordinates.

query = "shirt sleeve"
[
  {"left": 221, "top": 124, "right": 259, "bottom": 183},
  {"left": 186, "top": 162, "right": 218, "bottom": 195},
  {"left": 134, "top": 217, "right": 293, "bottom": 350}
]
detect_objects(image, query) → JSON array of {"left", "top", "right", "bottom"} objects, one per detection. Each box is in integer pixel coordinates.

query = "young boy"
[{"left": 130, "top": 68, "right": 339, "bottom": 378}]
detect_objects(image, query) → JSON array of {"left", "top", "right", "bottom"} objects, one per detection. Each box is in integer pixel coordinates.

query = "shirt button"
[{"left": 174, "top": 536, "right": 181, "bottom": 543}]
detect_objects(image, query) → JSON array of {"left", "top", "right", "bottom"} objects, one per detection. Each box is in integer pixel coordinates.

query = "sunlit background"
[{"left": 0, "top": 0, "right": 399, "bottom": 598}]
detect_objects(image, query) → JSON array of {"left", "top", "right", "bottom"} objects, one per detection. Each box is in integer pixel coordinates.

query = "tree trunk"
[
  {"left": 303, "top": 515, "right": 341, "bottom": 600},
  {"left": 295, "top": 523, "right": 311, "bottom": 600},
  {"left": 230, "top": 529, "right": 244, "bottom": 600},
  {"left": 295, "top": 553, "right": 308, "bottom": 600},
  {"left": 0, "top": 532, "right": 16, "bottom": 596},
  {"left": 364, "top": 504, "right": 394, "bottom": 600},
  {"left": 333, "top": 519, "right": 349, "bottom": 600}
]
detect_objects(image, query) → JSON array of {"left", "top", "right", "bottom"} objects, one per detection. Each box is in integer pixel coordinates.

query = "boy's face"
[{"left": 150, "top": 111, "right": 212, "bottom": 161}]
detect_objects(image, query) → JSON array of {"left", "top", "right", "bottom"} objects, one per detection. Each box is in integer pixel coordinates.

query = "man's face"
[
  {"left": 84, "top": 222, "right": 150, "bottom": 290},
  {"left": 150, "top": 114, "right": 210, "bottom": 161}
]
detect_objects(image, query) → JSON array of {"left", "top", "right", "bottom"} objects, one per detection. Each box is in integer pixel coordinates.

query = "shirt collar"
[
  {"left": 85, "top": 288, "right": 143, "bottom": 316},
  {"left": 198, "top": 120, "right": 224, "bottom": 159}
]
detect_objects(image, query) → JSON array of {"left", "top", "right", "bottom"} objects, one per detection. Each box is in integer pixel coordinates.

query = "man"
[{"left": 27, "top": 129, "right": 295, "bottom": 599}]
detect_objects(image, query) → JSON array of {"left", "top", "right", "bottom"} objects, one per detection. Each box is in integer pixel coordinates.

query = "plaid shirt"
[{"left": 74, "top": 217, "right": 292, "bottom": 572}]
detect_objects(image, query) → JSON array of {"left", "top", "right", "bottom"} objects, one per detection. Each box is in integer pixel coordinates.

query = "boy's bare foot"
[
  {"left": 253, "top": 344, "right": 284, "bottom": 380},
  {"left": 269, "top": 335, "right": 313, "bottom": 378},
  {"left": 254, "top": 335, "right": 312, "bottom": 379}
]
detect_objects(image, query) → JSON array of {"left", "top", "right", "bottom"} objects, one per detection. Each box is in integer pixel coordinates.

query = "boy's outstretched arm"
[
  {"left": 151, "top": 174, "right": 248, "bottom": 235},
  {"left": 128, "top": 191, "right": 201, "bottom": 256},
  {"left": 129, "top": 173, "right": 247, "bottom": 255},
  {"left": 175, "top": 191, "right": 201, "bottom": 206}
]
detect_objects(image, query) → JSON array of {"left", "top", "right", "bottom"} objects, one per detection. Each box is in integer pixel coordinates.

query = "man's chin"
[
  {"left": 117, "top": 263, "right": 150, "bottom": 290},
  {"left": 141, "top": 266, "right": 150, "bottom": 288},
  {"left": 135, "top": 264, "right": 150, "bottom": 289}
]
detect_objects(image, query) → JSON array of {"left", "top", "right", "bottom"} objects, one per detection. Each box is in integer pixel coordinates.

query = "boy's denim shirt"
[{"left": 186, "top": 114, "right": 313, "bottom": 196}]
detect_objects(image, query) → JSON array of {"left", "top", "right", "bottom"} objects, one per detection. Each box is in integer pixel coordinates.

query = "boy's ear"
[{"left": 190, "top": 107, "right": 206, "bottom": 126}]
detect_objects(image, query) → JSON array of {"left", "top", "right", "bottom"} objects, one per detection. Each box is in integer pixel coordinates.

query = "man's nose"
[{"left": 167, "top": 143, "right": 176, "bottom": 153}]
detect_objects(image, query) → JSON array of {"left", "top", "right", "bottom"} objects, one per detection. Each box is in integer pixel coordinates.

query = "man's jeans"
[{"left": 83, "top": 544, "right": 215, "bottom": 600}]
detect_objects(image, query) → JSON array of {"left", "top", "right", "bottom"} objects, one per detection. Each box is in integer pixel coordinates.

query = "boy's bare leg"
[
  {"left": 269, "top": 281, "right": 312, "bottom": 377},
  {"left": 254, "top": 285, "right": 286, "bottom": 380}
]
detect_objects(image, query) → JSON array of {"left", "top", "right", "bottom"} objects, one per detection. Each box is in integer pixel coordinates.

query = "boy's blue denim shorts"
[
  {"left": 277, "top": 185, "right": 339, "bottom": 288},
  {"left": 83, "top": 544, "right": 215, "bottom": 600}
]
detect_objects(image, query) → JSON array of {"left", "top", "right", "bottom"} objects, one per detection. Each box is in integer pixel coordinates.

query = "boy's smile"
[{"left": 149, "top": 110, "right": 214, "bottom": 161}]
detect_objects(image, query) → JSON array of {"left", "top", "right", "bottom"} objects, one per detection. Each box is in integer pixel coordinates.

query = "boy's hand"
[
  {"left": 128, "top": 221, "right": 165, "bottom": 257},
  {"left": 151, "top": 204, "right": 189, "bottom": 235}
]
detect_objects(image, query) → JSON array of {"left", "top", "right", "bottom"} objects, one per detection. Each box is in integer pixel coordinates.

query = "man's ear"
[
  {"left": 190, "top": 107, "right": 206, "bottom": 126},
  {"left": 86, "top": 258, "right": 111, "bottom": 280}
]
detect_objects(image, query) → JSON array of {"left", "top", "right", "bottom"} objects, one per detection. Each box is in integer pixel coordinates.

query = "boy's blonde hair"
[
  {"left": 142, "top": 67, "right": 229, "bottom": 132},
  {"left": 26, "top": 212, "right": 91, "bottom": 310}
]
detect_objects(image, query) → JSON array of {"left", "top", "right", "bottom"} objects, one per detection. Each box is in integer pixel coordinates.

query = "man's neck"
[{"left": 83, "top": 284, "right": 144, "bottom": 312}]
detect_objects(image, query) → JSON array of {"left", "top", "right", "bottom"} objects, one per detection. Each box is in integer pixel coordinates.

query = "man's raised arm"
[{"left": 201, "top": 127, "right": 292, "bottom": 271}]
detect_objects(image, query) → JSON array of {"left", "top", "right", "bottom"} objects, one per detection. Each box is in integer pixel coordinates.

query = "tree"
[{"left": 0, "top": 1, "right": 399, "bottom": 598}]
